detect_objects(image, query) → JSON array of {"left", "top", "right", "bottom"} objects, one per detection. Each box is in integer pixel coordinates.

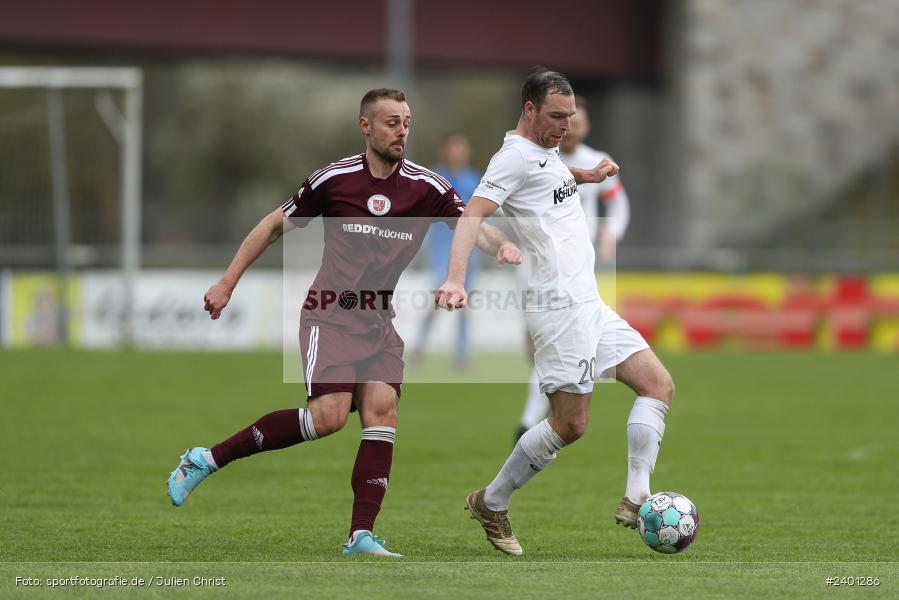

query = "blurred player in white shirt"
[
  {"left": 515, "top": 95, "right": 631, "bottom": 441},
  {"left": 436, "top": 68, "right": 674, "bottom": 556}
]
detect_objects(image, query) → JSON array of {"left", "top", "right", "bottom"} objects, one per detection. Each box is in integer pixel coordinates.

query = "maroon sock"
[
  {"left": 211, "top": 408, "right": 306, "bottom": 468},
  {"left": 349, "top": 438, "right": 394, "bottom": 536}
]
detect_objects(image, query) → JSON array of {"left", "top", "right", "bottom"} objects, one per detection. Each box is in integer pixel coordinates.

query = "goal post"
[{"left": 0, "top": 67, "right": 143, "bottom": 345}]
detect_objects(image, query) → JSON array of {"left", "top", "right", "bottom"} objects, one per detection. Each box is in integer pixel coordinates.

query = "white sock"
[
  {"left": 298, "top": 407, "right": 318, "bottom": 441},
  {"left": 347, "top": 529, "right": 372, "bottom": 546},
  {"left": 520, "top": 368, "right": 550, "bottom": 429},
  {"left": 360, "top": 426, "right": 396, "bottom": 444},
  {"left": 484, "top": 419, "right": 565, "bottom": 511},
  {"left": 625, "top": 396, "right": 668, "bottom": 504},
  {"left": 201, "top": 449, "right": 218, "bottom": 469}
]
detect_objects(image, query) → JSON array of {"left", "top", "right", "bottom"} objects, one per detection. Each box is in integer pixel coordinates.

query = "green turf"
[{"left": 1, "top": 349, "right": 896, "bottom": 598}]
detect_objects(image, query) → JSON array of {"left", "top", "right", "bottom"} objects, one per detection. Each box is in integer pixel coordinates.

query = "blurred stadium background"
[{"left": 2, "top": 0, "right": 898, "bottom": 356}]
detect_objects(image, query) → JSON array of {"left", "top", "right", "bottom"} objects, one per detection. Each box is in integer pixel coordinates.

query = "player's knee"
[
  {"left": 658, "top": 372, "right": 675, "bottom": 405},
  {"left": 664, "top": 376, "right": 675, "bottom": 405},
  {"left": 635, "top": 366, "right": 675, "bottom": 406},
  {"left": 364, "top": 405, "right": 397, "bottom": 428},
  {"left": 314, "top": 411, "right": 348, "bottom": 437},
  {"left": 648, "top": 371, "right": 675, "bottom": 406},
  {"left": 558, "top": 417, "right": 588, "bottom": 444}
]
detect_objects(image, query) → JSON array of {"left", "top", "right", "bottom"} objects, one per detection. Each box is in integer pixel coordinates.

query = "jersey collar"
[
  {"left": 362, "top": 152, "right": 402, "bottom": 183},
  {"left": 506, "top": 131, "right": 556, "bottom": 156}
]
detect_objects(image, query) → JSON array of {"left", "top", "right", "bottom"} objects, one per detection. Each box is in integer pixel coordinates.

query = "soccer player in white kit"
[
  {"left": 436, "top": 69, "right": 674, "bottom": 556},
  {"left": 515, "top": 94, "right": 631, "bottom": 441}
]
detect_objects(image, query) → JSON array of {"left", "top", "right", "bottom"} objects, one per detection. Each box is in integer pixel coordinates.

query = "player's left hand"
[
  {"left": 585, "top": 158, "right": 619, "bottom": 184},
  {"left": 496, "top": 241, "right": 523, "bottom": 268},
  {"left": 435, "top": 280, "right": 468, "bottom": 312}
]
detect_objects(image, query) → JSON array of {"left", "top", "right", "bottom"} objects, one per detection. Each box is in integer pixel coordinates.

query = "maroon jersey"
[{"left": 281, "top": 153, "right": 465, "bottom": 332}]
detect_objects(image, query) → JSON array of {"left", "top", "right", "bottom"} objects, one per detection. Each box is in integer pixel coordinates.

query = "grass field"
[{"left": 1, "top": 349, "right": 897, "bottom": 598}]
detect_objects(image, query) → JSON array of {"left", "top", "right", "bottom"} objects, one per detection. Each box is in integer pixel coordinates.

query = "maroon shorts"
[{"left": 300, "top": 321, "right": 404, "bottom": 401}]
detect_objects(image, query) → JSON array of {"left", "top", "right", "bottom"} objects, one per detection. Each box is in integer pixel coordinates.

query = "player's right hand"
[
  {"left": 435, "top": 280, "right": 468, "bottom": 312},
  {"left": 585, "top": 158, "right": 619, "bottom": 184},
  {"left": 203, "top": 281, "right": 233, "bottom": 320}
]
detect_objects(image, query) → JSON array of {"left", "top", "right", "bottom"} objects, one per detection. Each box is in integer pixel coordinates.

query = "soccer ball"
[{"left": 637, "top": 491, "right": 700, "bottom": 554}]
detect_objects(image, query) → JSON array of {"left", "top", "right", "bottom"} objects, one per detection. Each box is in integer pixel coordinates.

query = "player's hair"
[
  {"left": 360, "top": 88, "right": 407, "bottom": 117},
  {"left": 521, "top": 67, "right": 573, "bottom": 109}
]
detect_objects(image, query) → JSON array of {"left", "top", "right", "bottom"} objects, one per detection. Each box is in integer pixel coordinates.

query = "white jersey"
[
  {"left": 474, "top": 132, "right": 600, "bottom": 312},
  {"left": 560, "top": 143, "right": 628, "bottom": 241}
]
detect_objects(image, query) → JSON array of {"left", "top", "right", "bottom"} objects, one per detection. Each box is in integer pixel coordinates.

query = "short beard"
[{"left": 372, "top": 144, "right": 402, "bottom": 165}]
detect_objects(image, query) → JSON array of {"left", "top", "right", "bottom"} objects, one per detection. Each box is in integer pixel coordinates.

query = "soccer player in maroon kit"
[{"left": 166, "top": 88, "right": 522, "bottom": 557}]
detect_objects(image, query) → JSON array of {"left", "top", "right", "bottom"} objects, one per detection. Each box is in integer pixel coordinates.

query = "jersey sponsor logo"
[
  {"left": 342, "top": 223, "right": 413, "bottom": 241},
  {"left": 538, "top": 158, "right": 548, "bottom": 168},
  {"left": 553, "top": 177, "right": 578, "bottom": 205},
  {"left": 367, "top": 194, "right": 391, "bottom": 215},
  {"left": 482, "top": 179, "right": 507, "bottom": 192}
]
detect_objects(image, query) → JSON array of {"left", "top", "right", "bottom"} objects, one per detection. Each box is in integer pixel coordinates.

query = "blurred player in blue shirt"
[{"left": 411, "top": 133, "right": 481, "bottom": 370}]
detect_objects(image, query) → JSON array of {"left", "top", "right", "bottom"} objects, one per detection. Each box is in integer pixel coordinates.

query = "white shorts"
[{"left": 525, "top": 300, "right": 650, "bottom": 395}]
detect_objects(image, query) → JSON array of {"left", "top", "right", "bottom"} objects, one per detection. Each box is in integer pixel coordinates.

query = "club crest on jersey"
[{"left": 367, "top": 194, "right": 391, "bottom": 216}]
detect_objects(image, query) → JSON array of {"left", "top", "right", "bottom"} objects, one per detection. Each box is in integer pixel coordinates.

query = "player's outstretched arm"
[
  {"left": 204, "top": 208, "right": 294, "bottom": 320},
  {"left": 436, "top": 196, "right": 498, "bottom": 311},
  {"left": 475, "top": 222, "right": 523, "bottom": 268},
  {"left": 570, "top": 158, "right": 619, "bottom": 185}
]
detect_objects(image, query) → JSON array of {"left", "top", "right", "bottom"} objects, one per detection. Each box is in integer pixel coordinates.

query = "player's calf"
[
  {"left": 210, "top": 407, "right": 318, "bottom": 468},
  {"left": 621, "top": 397, "right": 669, "bottom": 519},
  {"left": 348, "top": 426, "right": 395, "bottom": 543},
  {"left": 167, "top": 407, "right": 320, "bottom": 506},
  {"left": 473, "top": 418, "right": 566, "bottom": 552}
]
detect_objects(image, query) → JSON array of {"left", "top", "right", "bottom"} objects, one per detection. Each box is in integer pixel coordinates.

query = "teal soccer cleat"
[
  {"left": 167, "top": 447, "right": 217, "bottom": 507},
  {"left": 341, "top": 531, "right": 402, "bottom": 557}
]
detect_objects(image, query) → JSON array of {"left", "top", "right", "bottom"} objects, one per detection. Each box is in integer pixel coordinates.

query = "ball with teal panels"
[{"left": 637, "top": 491, "right": 699, "bottom": 554}]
